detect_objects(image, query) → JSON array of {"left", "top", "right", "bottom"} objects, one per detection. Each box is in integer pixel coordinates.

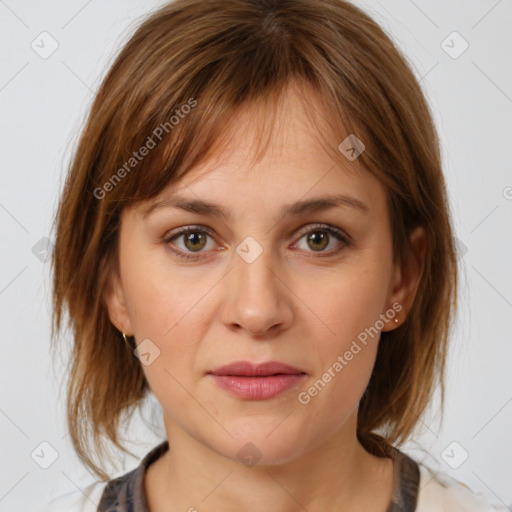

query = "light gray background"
[{"left": 1, "top": 0, "right": 511, "bottom": 510}]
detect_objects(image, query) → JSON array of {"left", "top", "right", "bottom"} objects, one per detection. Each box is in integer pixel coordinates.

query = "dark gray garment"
[{"left": 97, "top": 440, "right": 420, "bottom": 511}]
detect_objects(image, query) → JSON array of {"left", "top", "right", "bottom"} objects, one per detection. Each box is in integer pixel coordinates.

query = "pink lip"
[{"left": 208, "top": 361, "right": 306, "bottom": 400}]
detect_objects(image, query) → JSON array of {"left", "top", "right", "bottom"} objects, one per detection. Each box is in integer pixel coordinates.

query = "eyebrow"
[{"left": 141, "top": 193, "right": 370, "bottom": 220}]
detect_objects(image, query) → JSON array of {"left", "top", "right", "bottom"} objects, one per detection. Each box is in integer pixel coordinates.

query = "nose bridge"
[{"left": 223, "top": 238, "right": 292, "bottom": 335}]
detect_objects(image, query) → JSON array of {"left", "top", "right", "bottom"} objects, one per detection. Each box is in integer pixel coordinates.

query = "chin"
[{"left": 215, "top": 424, "right": 306, "bottom": 467}]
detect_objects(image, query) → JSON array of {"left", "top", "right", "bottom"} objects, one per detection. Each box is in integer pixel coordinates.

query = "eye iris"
[
  {"left": 184, "top": 232, "right": 206, "bottom": 251},
  {"left": 307, "top": 231, "right": 328, "bottom": 251}
]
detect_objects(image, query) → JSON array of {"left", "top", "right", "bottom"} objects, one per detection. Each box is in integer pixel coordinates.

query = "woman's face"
[{"left": 104, "top": 88, "right": 423, "bottom": 465}]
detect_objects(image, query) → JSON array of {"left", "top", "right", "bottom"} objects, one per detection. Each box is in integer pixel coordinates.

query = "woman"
[{"left": 45, "top": 0, "right": 503, "bottom": 510}]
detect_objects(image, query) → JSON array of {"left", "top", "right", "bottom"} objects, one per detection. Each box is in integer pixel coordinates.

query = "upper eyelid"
[
  {"left": 296, "top": 223, "right": 350, "bottom": 239},
  {"left": 165, "top": 223, "right": 350, "bottom": 247},
  {"left": 165, "top": 225, "right": 216, "bottom": 241}
]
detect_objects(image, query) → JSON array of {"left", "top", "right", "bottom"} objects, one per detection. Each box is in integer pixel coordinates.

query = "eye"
[
  {"left": 163, "top": 226, "right": 217, "bottom": 260},
  {"left": 163, "top": 223, "right": 351, "bottom": 261},
  {"left": 292, "top": 224, "right": 351, "bottom": 256}
]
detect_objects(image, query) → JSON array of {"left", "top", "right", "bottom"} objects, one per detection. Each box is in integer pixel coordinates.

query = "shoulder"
[
  {"left": 415, "top": 463, "right": 508, "bottom": 511},
  {"left": 41, "top": 440, "right": 169, "bottom": 512},
  {"left": 41, "top": 480, "right": 108, "bottom": 512}
]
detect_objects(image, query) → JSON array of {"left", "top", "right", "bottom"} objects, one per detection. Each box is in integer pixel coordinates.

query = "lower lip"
[{"left": 209, "top": 374, "right": 306, "bottom": 400}]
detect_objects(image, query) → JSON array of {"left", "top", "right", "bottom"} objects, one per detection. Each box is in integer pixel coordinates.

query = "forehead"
[{"left": 134, "top": 84, "right": 387, "bottom": 220}]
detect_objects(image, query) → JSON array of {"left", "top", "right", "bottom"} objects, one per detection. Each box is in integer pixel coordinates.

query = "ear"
[
  {"left": 101, "top": 256, "right": 134, "bottom": 336},
  {"left": 382, "top": 225, "right": 427, "bottom": 331}
]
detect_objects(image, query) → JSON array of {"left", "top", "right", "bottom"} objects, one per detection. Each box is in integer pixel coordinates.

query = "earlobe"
[
  {"left": 101, "top": 260, "right": 134, "bottom": 336},
  {"left": 383, "top": 225, "right": 427, "bottom": 331}
]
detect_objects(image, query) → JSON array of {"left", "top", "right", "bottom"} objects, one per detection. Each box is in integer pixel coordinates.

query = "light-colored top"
[{"left": 41, "top": 441, "right": 508, "bottom": 512}]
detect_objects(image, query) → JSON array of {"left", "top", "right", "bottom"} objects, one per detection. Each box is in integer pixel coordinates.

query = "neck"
[{"left": 145, "top": 412, "right": 394, "bottom": 512}]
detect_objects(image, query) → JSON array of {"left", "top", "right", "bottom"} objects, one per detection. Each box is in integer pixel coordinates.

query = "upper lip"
[{"left": 208, "top": 361, "right": 306, "bottom": 377}]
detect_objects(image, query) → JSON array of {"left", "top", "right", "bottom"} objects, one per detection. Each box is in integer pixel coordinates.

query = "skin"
[{"left": 104, "top": 84, "right": 426, "bottom": 512}]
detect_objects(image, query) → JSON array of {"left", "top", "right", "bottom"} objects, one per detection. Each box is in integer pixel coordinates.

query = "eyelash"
[{"left": 163, "top": 224, "right": 351, "bottom": 261}]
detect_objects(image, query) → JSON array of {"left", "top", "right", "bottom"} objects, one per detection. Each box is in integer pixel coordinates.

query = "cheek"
[
  {"left": 294, "top": 258, "right": 391, "bottom": 356},
  {"left": 292, "top": 259, "right": 390, "bottom": 415},
  {"left": 118, "top": 245, "right": 214, "bottom": 395},
  {"left": 122, "top": 265, "right": 210, "bottom": 420},
  {"left": 120, "top": 240, "right": 216, "bottom": 340}
]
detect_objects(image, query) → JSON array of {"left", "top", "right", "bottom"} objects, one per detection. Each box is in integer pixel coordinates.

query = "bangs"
[{"left": 94, "top": 75, "right": 363, "bottom": 218}]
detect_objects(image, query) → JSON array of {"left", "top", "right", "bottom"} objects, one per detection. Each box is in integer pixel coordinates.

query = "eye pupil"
[
  {"left": 307, "top": 231, "right": 329, "bottom": 251},
  {"left": 184, "top": 232, "right": 207, "bottom": 251}
]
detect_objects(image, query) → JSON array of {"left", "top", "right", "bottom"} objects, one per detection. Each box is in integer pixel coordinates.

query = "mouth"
[
  {"left": 207, "top": 361, "right": 306, "bottom": 400},
  {"left": 208, "top": 360, "right": 306, "bottom": 377}
]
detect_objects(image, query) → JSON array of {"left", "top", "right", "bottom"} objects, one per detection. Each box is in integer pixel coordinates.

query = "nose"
[{"left": 220, "top": 246, "right": 294, "bottom": 338}]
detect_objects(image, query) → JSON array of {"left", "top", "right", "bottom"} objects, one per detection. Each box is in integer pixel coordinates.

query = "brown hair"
[{"left": 50, "top": 0, "right": 458, "bottom": 480}]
